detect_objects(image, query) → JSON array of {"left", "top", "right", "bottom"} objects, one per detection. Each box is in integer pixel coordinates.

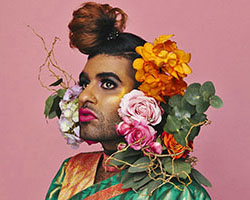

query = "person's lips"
[{"left": 79, "top": 108, "right": 97, "bottom": 122}]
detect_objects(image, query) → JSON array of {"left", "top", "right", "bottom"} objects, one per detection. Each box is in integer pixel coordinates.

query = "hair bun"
[{"left": 68, "top": 2, "right": 127, "bottom": 54}]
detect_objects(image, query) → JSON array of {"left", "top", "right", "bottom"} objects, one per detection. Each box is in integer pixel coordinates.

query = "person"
[{"left": 45, "top": 2, "right": 212, "bottom": 200}]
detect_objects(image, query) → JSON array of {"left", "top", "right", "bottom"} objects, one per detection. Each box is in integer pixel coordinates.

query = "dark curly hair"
[{"left": 68, "top": 2, "right": 146, "bottom": 62}]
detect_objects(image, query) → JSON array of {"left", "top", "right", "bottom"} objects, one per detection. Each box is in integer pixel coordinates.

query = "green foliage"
[
  {"left": 184, "top": 83, "right": 202, "bottom": 106},
  {"left": 57, "top": 88, "right": 66, "bottom": 98},
  {"left": 200, "top": 81, "right": 215, "bottom": 101},
  {"left": 44, "top": 95, "right": 56, "bottom": 118},
  {"left": 209, "top": 95, "right": 223, "bottom": 108},
  {"left": 109, "top": 148, "right": 142, "bottom": 167},
  {"left": 44, "top": 89, "right": 66, "bottom": 119},
  {"left": 164, "top": 81, "right": 223, "bottom": 142},
  {"left": 191, "top": 168, "right": 212, "bottom": 187},
  {"left": 163, "top": 158, "right": 191, "bottom": 179},
  {"left": 49, "top": 78, "right": 63, "bottom": 86},
  {"left": 164, "top": 115, "right": 182, "bottom": 133},
  {"left": 128, "top": 156, "right": 150, "bottom": 173}
]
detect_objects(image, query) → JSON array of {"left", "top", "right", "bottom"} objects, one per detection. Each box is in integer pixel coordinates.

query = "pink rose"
[
  {"left": 116, "top": 119, "right": 156, "bottom": 150},
  {"left": 118, "top": 90, "right": 163, "bottom": 126},
  {"left": 148, "top": 142, "right": 163, "bottom": 154},
  {"left": 117, "top": 142, "right": 127, "bottom": 150}
]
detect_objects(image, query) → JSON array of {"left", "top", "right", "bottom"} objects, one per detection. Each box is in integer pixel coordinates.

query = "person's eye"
[
  {"left": 78, "top": 81, "right": 89, "bottom": 90},
  {"left": 100, "top": 79, "right": 117, "bottom": 90}
]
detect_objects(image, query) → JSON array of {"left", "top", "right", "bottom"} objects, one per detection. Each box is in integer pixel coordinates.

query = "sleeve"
[{"left": 45, "top": 158, "right": 70, "bottom": 200}]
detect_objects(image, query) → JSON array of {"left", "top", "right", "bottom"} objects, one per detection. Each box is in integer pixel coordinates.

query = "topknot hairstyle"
[{"left": 68, "top": 2, "right": 146, "bottom": 61}]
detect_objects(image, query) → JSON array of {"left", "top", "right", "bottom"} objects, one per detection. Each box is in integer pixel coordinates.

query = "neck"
[{"left": 100, "top": 138, "right": 125, "bottom": 155}]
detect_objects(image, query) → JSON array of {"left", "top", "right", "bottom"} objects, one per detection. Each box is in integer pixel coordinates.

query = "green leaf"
[
  {"left": 44, "top": 95, "right": 56, "bottom": 118},
  {"left": 190, "top": 113, "right": 207, "bottom": 124},
  {"left": 184, "top": 83, "right": 202, "bottom": 106},
  {"left": 209, "top": 95, "right": 223, "bottom": 108},
  {"left": 133, "top": 173, "right": 156, "bottom": 190},
  {"left": 49, "top": 95, "right": 62, "bottom": 119},
  {"left": 128, "top": 156, "right": 150, "bottom": 173},
  {"left": 48, "top": 110, "right": 57, "bottom": 119},
  {"left": 181, "top": 98, "right": 196, "bottom": 115},
  {"left": 49, "top": 78, "right": 63, "bottom": 86},
  {"left": 164, "top": 115, "right": 182, "bottom": 133},
  {"left": 163, "top": 159, "right": 191, "bottom": 179},
  {"left": 133, "top": 172, "right": 148, "bottom": 182},
  {"left": 196, "top": 99, "right": 210, "bottom": 113},
  {"left": 139, "top": 178, "right": 162, "bottom": 193},
  {"left": 191, "top": 168, "right": 212, "bottom": 187},
  {"left": 57, "top": 88, "right": 66, "bottom": 98},
  {"left": 121, "top": 172, "right": 135, "bottom": 189},
  {"left": 110, "top": 148, "right": 142, "bottom": 167},
  {"left": 188, "top": 126, "right": 201, "bottom": 141},
  {"left": 200, "top": 81, "right": 215, "bottom": 101},
  {"left": 173, "top": 106, "right": 191, "bottom": 120},
  {"left": 173, "top": 131, "right": 187, "bottom": 146},
  {"left": 168, "top": 95, "right": 182, "bottom": 108}
]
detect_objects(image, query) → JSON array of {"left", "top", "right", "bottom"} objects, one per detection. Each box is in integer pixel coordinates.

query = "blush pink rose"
[
  {"left": 118, "top": 89, "right": 163, "bottom": 126},
  {"left": 116, "top": 118, "right": 156, "bottom": 150},
  {"left": 148, "top": 142, "right": 163, "bottom": 154}
]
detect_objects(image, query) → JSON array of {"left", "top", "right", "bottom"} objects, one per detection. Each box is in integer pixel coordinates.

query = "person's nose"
[{"left": 78, "top": 85, "right": 97, "bottom": 107}]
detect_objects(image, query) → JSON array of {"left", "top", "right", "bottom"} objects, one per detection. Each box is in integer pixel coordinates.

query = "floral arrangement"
[
  {"left": 35, "top": 27, "right": 223, "bottom": 196},
  {"left": 106, "top": 35, "right": 223, "bottom": 196}
]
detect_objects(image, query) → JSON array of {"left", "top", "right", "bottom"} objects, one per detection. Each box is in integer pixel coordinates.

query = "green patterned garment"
[{"left": 46, "top": 157, "right": 211, "bottom": 200}]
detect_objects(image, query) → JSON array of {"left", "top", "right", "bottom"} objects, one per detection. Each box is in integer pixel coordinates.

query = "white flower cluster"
[{"left": 58, "top": 85, "right": 83, "bottom": 149}]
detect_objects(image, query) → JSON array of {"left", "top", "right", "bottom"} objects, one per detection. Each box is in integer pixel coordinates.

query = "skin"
[{"left": 78, "top": 54, "right": 136, "bottom": 154}]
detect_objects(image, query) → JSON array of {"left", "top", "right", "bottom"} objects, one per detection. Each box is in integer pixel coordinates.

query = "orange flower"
[
  {"left": 132, "top": 35, "right": 192, "bottom": 101},
  {"left": 162, "top": 132, "right": 193, "bottom": 159}
]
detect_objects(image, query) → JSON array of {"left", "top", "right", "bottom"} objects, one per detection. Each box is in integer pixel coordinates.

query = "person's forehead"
[{"left": 83, "top": 54, "right": 132, "bottom": 78}]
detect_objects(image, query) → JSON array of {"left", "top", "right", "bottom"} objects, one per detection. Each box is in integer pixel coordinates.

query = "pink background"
[{"left": 1, "top": 0, "right": 249, "bottom": 199}]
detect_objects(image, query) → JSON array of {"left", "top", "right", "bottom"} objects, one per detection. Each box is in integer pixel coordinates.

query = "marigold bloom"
[
  {"left": 133, "top": 35, "right": 191, "bottom": 101},
  {"left": 162, "top": 132, "right": 193, "bottom": 159}
]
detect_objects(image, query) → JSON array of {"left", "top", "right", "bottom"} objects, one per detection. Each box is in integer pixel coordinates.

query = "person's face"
[{"left": 78, "top": 54, "right": 136, "bottom": 142}]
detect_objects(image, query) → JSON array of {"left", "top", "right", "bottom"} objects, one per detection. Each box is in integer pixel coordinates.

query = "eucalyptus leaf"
[
  {"left": 190, "top": 113, "right": 207, "bottom": 124},
  {"left": 191, "top": 168, "right": 212, "bottom": 187},
  {"left": 209, "top": 95, "right": 223, "bottom": 108},
  {"left": 184, "top": 83, "right": 201, "bottom": 105},
  {"left": 164, "top": 159, "right": 191, "bottom": 179},
  {"left": 128, "top": 156, "right": 150, "bottom": 173},
  {"left": 200, "top": 81, "right": 215, "bottom": 101},
  {"left": 196, "top": 100, "right": 210, "bottom": 113},
  {"left": 49, "top": 78, "right": 63, "bottom": 86},
  {"left": 181, "top": 98, "right": 196, "bottom": 115},
  {"left": 44, "top": 95, "right": 56, "bottom": 118},
  {"left": 164, "top": 115, "right": 182, "bottom": 133},
  {"left": 174, "top": 131, "right": 187, "bottom": 146},
  {"left": 188, "top": 126, "right": 201, "bottom": 141},
  {"left": 57, "top": 88, "right": 66, "bottom": 98},
  {"left": 173, "top": 106, "right": 191, "bottom": 120},
  {"left": 168, "top": 95, "right": 182, "bottom": 108}
]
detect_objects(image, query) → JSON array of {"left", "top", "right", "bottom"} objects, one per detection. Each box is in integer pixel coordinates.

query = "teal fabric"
[
  {"left": 45, "top": 158, "right": 70, "bottom": 200},
  {"left": 46, "top": 157, "right": 211, "bottom": 200}
]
